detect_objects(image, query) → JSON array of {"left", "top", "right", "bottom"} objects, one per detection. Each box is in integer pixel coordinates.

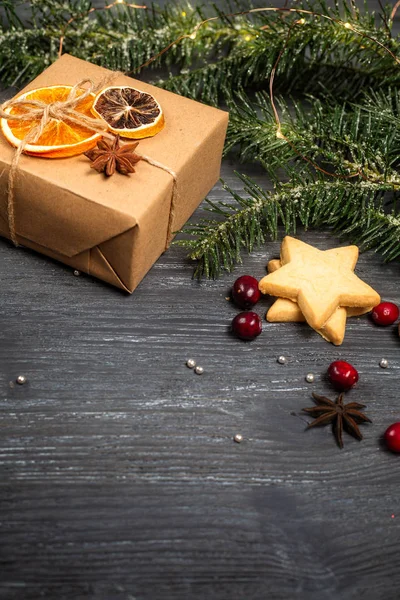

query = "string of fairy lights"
[
  {"left": 57, "top": 1, "right": 400, "bottom": 181},
  {"left": 391, "top": 1, "right": 400, "bottom": 21}
]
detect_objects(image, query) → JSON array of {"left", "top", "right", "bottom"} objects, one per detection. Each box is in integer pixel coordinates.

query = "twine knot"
[
  {"left": 0, "top": 78, "right": 113, "bottom": 150},
  {"left": 41, "top": 98, "right": 81, "bottom": 123}
]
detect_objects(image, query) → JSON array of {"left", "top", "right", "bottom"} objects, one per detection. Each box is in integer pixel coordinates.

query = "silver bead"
[
  {"left": 73, "top": 270, "right": 81, "bottom": 277},
  {"left": 305, "top": 373, "right": 315, "bottom": 383},
  {"left": 186, "top": 358, "right": 196, "bottom": 369},
  {"left": 277, "top": 355, "right": 287, "bottom": 365},
  {"left": 379, "top": 358, "right": 388, "bottom": 369},
  {"left": 234, "top": 433, "right": 243, "bottom": 443},
  {"left": 16, "top": 375, "right": 27, "bottom": 385},
  {"left": 194, "top": 365, "right": 204, "bottom": 375}
]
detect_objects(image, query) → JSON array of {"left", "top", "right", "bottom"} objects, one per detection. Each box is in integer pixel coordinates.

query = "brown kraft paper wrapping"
[{"left": 0, "top": 54, "right": 229, "bottom": 292}]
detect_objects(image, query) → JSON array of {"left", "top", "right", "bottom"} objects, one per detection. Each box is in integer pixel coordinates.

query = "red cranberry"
[
  {"left": 231, "top": 311, "right": 262, "bottom": 341},
  {"left": 384, "top": 422, "right": 400, "bottom": 453},
  {"left": 232, "top": 275, "right": 261, "bottom": 309},
  {"left": 328, "top": 360, "right": 359, "bottom": 391},
  {"left": 371, "top": 302, "right": 399, "bottom": 326}
]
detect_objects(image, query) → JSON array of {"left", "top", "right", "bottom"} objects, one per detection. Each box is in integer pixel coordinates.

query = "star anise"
[
  {"left": 302, "top": 392, "right": 371, "bottom": 449},
  {"left": 84, "top": 134, "right": 141, "bottom": 176}
]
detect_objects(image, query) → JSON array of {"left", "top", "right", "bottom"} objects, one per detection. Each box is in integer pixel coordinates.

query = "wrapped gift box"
[{"left": 0, "top": 55, "right": 228, "bottom": 292}]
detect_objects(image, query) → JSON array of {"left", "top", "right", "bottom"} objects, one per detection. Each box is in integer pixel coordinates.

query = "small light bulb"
[
  {"left": 244, "top": 35, "right": 252, "bottom": 41},
  {"left": 189, "top": 32, "right": 197, "bottom": 40},
  {"left": 298, "top": 18, "right": 306, "bottom": 25},
  {"left": 276, "top": 130, "right": 285, "bottom": 139},
  {"left": 181, "top": 11, "right": 187, "bottom": 17},
  {"left": 344, "top": 22, "right": 353, "bottom": 29}
]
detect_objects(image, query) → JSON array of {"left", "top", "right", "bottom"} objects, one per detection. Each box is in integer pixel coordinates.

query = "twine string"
[
  {"left": 0, "top": 74, "right": 178, "bottom": 249},
  {"left": 140, "top": 154, "right": 178, "bottom": 248}
]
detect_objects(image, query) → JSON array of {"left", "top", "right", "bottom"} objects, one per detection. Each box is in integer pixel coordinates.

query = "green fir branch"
[
  {"left": 1, "top": 0, "right": 399, "bottom": 97},
  {"left": 178, "top": 83, "right": 400, "bottom": 278},
  {"left": 160, "top": 0, "right": 400, "bottom": 103},
  {"left": 225, "top": 88, "right": 400, "bottom": 185},
  {"left": 176, "top": 173, "right": 399, "bottom": 278}
]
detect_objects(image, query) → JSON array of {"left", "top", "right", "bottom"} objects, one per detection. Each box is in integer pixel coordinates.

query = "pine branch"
[
  {"left": 179, "top": 80, "right": 400, "bottom": 278},
  {"left": 225, "top": 88, "right": 400, "bottom": 186},
  {"left": 176, "top": 172, "right": 398, "bottom": 278},
  {"left": 160, "top": 0, "right": 400, "bottom": 103},
  {"left": 1, "top": 0, "right": 400, "bottom": 99},
  {"left": 0, "top": 1, "right": 214, "bottom": 85}
]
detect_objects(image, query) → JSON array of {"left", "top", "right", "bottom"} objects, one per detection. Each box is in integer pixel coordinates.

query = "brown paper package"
[{"left": 0, "top": 55, "right": 229, "bottom": 292}]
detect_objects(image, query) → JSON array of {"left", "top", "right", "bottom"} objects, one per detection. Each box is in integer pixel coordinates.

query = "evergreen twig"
[
  {"left": 176, "top": 172, "right": 399, "bottom": 279},
  {"left": 0, "top": 0, "right": 398, "bottom": 97}
]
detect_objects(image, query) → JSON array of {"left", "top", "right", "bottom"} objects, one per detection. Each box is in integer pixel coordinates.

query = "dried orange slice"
[
  {"left": 0, "top": 85, "right": 101, "bottom": 158},
  {"left": 92, "top": 86, "right": 164, "bottom": 139}
]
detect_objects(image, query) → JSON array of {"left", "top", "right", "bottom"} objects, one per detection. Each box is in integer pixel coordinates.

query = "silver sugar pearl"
[
  {"left": 379, "top": 358, "right": 388, "bottom": 369},
  {"left": 234, "top": 433, "right": 243, "bottom": 443},
  {"left": 305, "top": 373, "right": 315, "bottom": 383},
  {"left": 277, "top": 355, "right": 287, "bottom": 365},
  {"left": 194, "top": 366, "right": 204, "bottom": 375},
  {"left": 73, "top": 270, "right": 81, "bottom": 277},
  {"left": 186, "top": 358, "right": 196, "bottom": 369},
  {"left": 16, "top": 375, "right": 27, "bottom": 385}
]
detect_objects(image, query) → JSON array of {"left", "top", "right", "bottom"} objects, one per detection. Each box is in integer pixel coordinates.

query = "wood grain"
[{"left": 1, "top": 2, "right": 400, "bottom": 599}]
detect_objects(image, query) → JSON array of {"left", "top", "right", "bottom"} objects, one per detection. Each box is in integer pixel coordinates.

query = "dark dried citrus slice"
[{"left": 92, "top": 86, "right": 164, "bottom": 139}]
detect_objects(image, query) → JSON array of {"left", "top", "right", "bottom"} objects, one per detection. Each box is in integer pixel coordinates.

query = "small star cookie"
[
  {"left": 258, "top": 237, "right": 380, "bottom": 330},
  {"left": 266, "top": 259, "right": 372, "bottom": 345}
]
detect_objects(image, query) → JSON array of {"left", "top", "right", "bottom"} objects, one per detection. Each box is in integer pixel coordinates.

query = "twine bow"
[{"left": 0, "top": 75, "right": 178, "bottom": 251}]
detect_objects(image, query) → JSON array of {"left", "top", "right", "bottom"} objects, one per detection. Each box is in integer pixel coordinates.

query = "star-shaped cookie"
[
  {"left": 266, "top": 259, "right": 372, "bottom": 345},
  {"left": 258, "top": 237, "right": 380, "bottom": 330}
]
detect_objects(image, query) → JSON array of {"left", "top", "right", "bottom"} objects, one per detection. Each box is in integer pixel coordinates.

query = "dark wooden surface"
[{"left": 1, "top": 2, "right": 400, "bottom": 599}]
